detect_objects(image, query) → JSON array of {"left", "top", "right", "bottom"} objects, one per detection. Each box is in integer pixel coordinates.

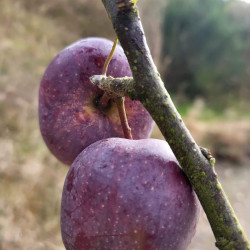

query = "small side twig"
[{"left": 90, "top": 75, "right": 134, "bottom": 98}]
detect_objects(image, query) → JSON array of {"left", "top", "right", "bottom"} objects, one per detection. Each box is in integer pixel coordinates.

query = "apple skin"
[
  {"left": 61, "top": 138, "right": 201, "bottom": 250},
  {"left": 39, "top": 37, "right": 153, "bottom": 165}
]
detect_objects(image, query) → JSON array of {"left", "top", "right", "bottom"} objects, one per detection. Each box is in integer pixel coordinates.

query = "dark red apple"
[
  {"left": 61, "top": 138, "right": 201, "bottom": 250},
  {"left": 39, "top": 37, "right": 153, "bottom": 165}
]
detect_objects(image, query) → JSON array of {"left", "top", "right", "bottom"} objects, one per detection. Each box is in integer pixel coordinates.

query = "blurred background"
[{"left": 0, "top": 0, "right": 249, "bottom": 249}]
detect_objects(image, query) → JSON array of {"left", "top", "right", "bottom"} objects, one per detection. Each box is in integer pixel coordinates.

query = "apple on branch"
[
  {"left": 39, "top": 37, "right": 154, "bottom": 165},
  {"left": 61, "top": 138, "right": 201, "bottom": 250}
]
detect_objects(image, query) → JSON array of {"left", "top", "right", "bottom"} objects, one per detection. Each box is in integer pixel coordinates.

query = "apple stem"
[
  {"left": 100, "top": 36, "right": 133, "bottom": 139},
  {"left": 102, "top": 36, "right": 118, "bottom": 76},
  {"left": 99, "top": 36, "right": 119, "bottom": 109},
  {"left": 114, "top": 97, "right": 133, "bottom": 139}
]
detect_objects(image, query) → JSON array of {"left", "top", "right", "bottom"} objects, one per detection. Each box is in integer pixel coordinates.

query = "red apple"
[
  {"left": 39, "top": 38, "right": 153, "bottom": 165},
  {"left": 61, "top": 138, "right": 201, "bottom": 250}
]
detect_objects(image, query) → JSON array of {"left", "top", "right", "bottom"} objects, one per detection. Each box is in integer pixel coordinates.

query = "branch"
[
  {"left": 100, "top": 0, "right": 250, "bottom": 249},
  {"left": 90, "top": 75, "right": 135, "bottom": 98}
]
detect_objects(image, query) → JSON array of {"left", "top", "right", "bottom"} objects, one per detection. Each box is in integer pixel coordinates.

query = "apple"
[
  {"left": 61, "top": 138, "right": 201, "bottom": 250},
  {"left": 39, "top": 37, "right": 153, "bottom": 165}
]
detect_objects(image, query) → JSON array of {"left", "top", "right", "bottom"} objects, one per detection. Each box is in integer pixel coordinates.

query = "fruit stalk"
[
  {"left": 101, "top": 0, "right": 250, "bottom": 249},
  {"left": 100, "top": 36, "right": 119, "bottom": 108},
  {"left": 102, "top": 36, "right": 118, "bottom": 75},
  {"left": 114, "top": 97, "right": 133, "bottom": 139},
  {"left": 101, "top": 36, "right": 133, "bottom": 139}
]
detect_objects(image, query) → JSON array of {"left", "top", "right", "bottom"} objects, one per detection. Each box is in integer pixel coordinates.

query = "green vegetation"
[{"left": 161, "top": 0, "right": 250, "bottom": 110}]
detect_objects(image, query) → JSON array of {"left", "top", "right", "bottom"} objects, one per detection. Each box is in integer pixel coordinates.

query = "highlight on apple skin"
[
  {"left": 61, "top": 138, "right": 201, "bottom": 250},
  {"left": 39, "top": 37, "right": 154, "bottom": 165}
]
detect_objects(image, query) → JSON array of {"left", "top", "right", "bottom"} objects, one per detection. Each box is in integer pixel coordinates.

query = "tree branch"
[
  {"left": 100, "top": 0, "right": 250, "bottom": 249},
  {"left": 90, "top": 75, "right": 135, "bottom": 98}
]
